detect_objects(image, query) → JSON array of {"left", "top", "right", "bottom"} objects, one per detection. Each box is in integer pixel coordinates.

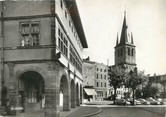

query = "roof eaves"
[{"left": 65, "top": 0, "right": 88, "bottom": 48}]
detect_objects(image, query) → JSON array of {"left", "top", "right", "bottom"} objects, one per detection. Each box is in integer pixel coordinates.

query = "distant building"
[
  {"left": 109, "top": 11, "right": 136, "bottom": 98},
  {"left": 0, "top": 0, "right": 88, "bottom": 116},
  {"left": 149, "top": 74, "right": 166, "bottom": 98},
  {"left": 149, "top": 74, "right": 166, "bottom": 83},
  {"left": 82, "top": 59, "right": 109, "bottom": 101}
]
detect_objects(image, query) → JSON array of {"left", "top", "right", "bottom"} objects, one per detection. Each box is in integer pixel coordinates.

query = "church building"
[{"left": 109, "top": 11, "right": 137, "bottom": 98}]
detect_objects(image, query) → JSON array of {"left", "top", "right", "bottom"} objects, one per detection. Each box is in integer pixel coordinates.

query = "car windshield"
[
  {"left": 138, "top": 99, "right": 144, "bottom": 101},
  {"left": 156, "top": 98, "right": 162, "bottom": 101},
  {"left": 148, "top": 98, "right": 155, "bottom": 101}
]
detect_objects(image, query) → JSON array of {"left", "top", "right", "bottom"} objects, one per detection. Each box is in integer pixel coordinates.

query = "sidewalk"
[{"left": 0, "top": 105, "right": 101, "bottom": 117}]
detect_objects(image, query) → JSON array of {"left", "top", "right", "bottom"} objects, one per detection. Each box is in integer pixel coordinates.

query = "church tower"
[{"left": 114, "top": 11, "right": 136, "bottom": 72}]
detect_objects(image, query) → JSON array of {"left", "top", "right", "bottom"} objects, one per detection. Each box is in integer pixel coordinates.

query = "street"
[{"left": 91, "top": 106, "right": 166, "bottom": 117}]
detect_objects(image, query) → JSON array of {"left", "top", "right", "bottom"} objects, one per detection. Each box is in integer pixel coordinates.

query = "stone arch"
[
  {"left": 16, "top": 66, "right": 48, "bottom": 85},
  {"left": 17, "top": 70, "right": 45, "bottom": 112},
  {"left": 60, "top": 75, "right": 70, "bottom": 111},
  {"left": 70, "top": 79, "right": 75, "bottom": 108},
  {"left": 76, "top": 82, "right": 80, "bottom": 106}
]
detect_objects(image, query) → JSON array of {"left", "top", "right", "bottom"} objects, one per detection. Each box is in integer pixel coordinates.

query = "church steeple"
[
  {"left": 116, "top": 33, "right": 119, "bottom": 46},
  {"left": 119, "top": 11, "right": 128, "bottom": 45},
  {"left": 131, "top": 32, "right": 134, "bottom": 44},
  {"left": 114, "top": 10, "right": 136, "bottom": 70}
]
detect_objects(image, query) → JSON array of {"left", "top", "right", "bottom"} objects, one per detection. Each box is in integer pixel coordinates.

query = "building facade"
[
  {"left": 83, "top": 59, "right": 109, "bottom": 101},
  {"left": 109, "top": 12, "right": 136, "bottom": 98},
  {"left": 0, "top": 0, "right": 88, "bottom": 117}
]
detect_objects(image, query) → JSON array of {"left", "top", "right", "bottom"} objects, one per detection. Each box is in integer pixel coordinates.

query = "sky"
[{"left": 76, "top": 0, "right": 166, "bottom": 76}]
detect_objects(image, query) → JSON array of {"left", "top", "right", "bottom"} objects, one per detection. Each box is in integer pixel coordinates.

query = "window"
[
  {"left": 101, "top": 82, "right": 103, "bottom": 87},
  {"left": 97, "top": 74, "right": 98, "bottom": 79},
  {"left": 105, "top": 83, "right": 106, "bottom": 87},
  {"left": 101, "top": 69, "right": 102, "bottom": 72},
  {"left": 58, "top": 28, "right": 68, "bottom": 57},
  {"left": 69, "top": 45, "right": 82, "bottom": 73},
  {"left": 69, "top": 20, "right": 71, "bottom": 27},
  {"left": 60, "top": 0, "right": 63, "bottom": 9},
  {"left": 97, "top": 68, "right": 98, "bottom": 71},
  {"left": 97, "top": 82, "right": 99, "bottom": 87},
  {"left": 101, "top": 74, "right": 102, "bottom": 79},
  {"left": 127, "top": 47, "right": 130, "bottom": 56},
  {"left": 65, "top": 11, "right": 67, "bottom": 18},
  {"left": 101, "top": 92, "right": 103, "bottom": 97},
  {"left": 104, "top": 75, "right": 106, "bottom": 79},
  {"left": 20, "top": 21, "right": 40, "bottom": 46},
  {"left": 132, "top": 49, "right": 134, "bottom": 56},
  {"left": 70, "top": 46, "right": 74, "bottom": 64},
  {"left": 118, "top": 49, "right": 120, "bottom": 57},
  {"left": 63, "top": 37, "right": 68, "bottom": 57},
  {"left": 72, "top": 26, "right": 73, "bottom": 32},
  {"left": 121, "top": 49, "right": 123, "bottom": 56}
]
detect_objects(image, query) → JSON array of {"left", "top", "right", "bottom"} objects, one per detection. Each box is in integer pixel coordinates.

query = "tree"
[
  {"left": 143, "top": 83, "right": 163, "bottom": 99},
  {"left": 126, "top": 67, "right": 144, "bottom": 105},
  {"left": 108, "top": 66, "right": 125, "bottom": 104}
]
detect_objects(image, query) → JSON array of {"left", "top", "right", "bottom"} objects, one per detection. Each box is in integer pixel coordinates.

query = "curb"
[{"left": 83, "top": 106, "right": 102, "bottom": 117}]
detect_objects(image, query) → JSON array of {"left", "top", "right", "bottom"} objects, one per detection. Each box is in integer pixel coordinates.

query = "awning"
[{"left": 84, "top": 88, "right": 97, "bottom": 95}]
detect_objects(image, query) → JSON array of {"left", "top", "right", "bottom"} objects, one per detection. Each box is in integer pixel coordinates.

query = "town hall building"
[{"left": 0, "top": 0, "right": 88, "bottom": 117}]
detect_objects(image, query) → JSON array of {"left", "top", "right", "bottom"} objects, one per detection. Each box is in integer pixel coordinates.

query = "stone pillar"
[
  {"left": 76, "top": 83, "right": 80, "bottom": 106},
  {"left": 45, "top": 62, "right": 60, "bottom": 117},
  {"left": 63, "top": 72, "right": 70, "bottom": 111},
  {"left": 45, "top": 88, "right": 59, "bottom": 117},
  {"left": 63, "top": 93, "right": 70, "bottom": 111},
  {"left": 8, "top": 63, "right": 18, "bottom": 107},
  {"left": 71, "top": 83, "right": 76, "bottom": 108},
  {"left": 80, "top": 85, "right": 83, "bottom": 104},
  {"left": 64, "top": 69, "right": 70, "bottom": 111}
]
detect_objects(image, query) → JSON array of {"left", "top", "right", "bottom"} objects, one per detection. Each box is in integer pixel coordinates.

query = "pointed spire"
[
  {"left": 123, "top": 9, "right": 127, "bottom": 29},
  {"left": 116, "top": 33, "right": 119, "bottom": 45},
  {"left": 120, "top": 10, "right": 128, "bottom": 45},
  {"left": 131, "top": 32, "right": 134, "bottom": 44}
]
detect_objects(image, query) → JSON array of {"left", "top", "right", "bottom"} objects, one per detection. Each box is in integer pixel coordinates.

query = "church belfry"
[{"left": 114, "top": 11, "right": 136, "bottom": 72}]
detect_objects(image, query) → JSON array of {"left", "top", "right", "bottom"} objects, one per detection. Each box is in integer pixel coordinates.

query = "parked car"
[
  {"left": 135, "top": 99, "right": 142, "bottom": 105},
  {"left": 116, "top": 99, "right": 130, "bottom": 105},
  {"left": 127, "top": 98, "right": 141, "bottom": 105},
  {"left": 155, "top": 98, "right": 166, "bottom": 105},
  {"left": 146, "top": 97, "right": 160, "bottom": 105},
  {"left": 155, "top": 98, "right": 163, "bottom": 105},
  {"left": 162, "top": 99, "right": 166, "bottom": 105},
  {"left": 137, "top": 98, "right": 150, "bottom": 105}
]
